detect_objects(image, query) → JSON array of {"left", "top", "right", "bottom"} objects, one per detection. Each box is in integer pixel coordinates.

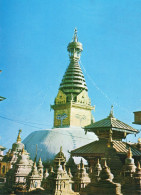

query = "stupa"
[{"left": 23, "top": 29, "right": 97, "bottom": 162}]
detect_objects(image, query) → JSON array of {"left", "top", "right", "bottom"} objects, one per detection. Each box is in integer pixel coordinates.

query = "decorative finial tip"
[
  {"left": 137, "top": 161, "right": 141, "bottom": 169},
  {"left": 17, "top": 129, "right": 22, "bottom": 142},
  {"left": 104, "top": 160, "right": 107, "bottom": 167},
  {"left": 108, "top": 105, "right": 114, "bottom": 118},
  {"left": 127, "top": 147, "right": 132, "bottom": 158},
  {"left": 74, "top": 27, "right": 77, "bottom": 33},
  {"left": 34, "top": 161, "right": 36, "bottom": 167},
  {"left": 51, "top": 166, "right": 53, "bottom": 172},
  {"left": 60, "top": 146, "right": 62, "bottom": 152},
  {"left": 45, "top": 168, "right": 48, "bottom": 173},
  {"left": 73, "top": 28, "right": 78, "bottom": 42}
]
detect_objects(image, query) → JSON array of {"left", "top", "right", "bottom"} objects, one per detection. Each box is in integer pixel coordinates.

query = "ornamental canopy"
[
  {"left": 71, "top": 139, "right": 141, "bottom": 158},
  {"left": 85, "top": 106, "right": 138, "bottom": 140}
]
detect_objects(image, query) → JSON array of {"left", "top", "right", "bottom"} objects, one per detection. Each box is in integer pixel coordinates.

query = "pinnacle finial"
[
  {"left": 51, "top": 166, "right": 53, "bottom": 172},
  {"left": 45, "top": 168, "right": 48, "bottom": 173},
  {"left": 104, "top": 160, "right": 107, "bottom": 167},
  {"left": 137, "top": 161, "right": 141, "bottom": 169},
  {"left": 17, "top": 129, "right": 22, "bottom": 142},
  {"left": 60, "top": 146, "right": 62, "bottom": 153},
  {"left": 108, "top": 105, "right": 114, "bottom": 118},
  {"left": 72, "top": 28, "right": 78, "bottom": 42},
  {"left": 33, "top": 162, "right": 37, "bottom": 171},
  {"left": 127, "top": 147, "right": 132, "bottom": 158}
]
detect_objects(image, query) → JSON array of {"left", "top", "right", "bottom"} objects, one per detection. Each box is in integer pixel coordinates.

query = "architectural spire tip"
[
  {"left": 72, "top": 28, "right": 78, "bottom": 42},
  {"left": 60, "top": 146, "right": 62, "bottom": 153},
  {"left": 137, "top": 161, "right": 141, "bottom": 169},
  {"left": 108, "top": 105, "right": 114, "bottom": 118},
  {"left": 17, "top": 129, "right": 22, "bottom": 143},
  {"left": 104, "top": 160, "right": 107, "bottom": 167},
  {"left": 127, "top": 147, "right": 132, "bottom": 158}
]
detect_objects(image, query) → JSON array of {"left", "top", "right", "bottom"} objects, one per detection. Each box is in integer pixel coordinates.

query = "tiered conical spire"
[
  {"left": 59, "top": 28, "right": 88, "bottom": 94},
  {"left": 17, "top": 129, "right": 22, "bottom": 143},
  {"left": 52, "top": 29, "right": 94, "bottom": 128}
]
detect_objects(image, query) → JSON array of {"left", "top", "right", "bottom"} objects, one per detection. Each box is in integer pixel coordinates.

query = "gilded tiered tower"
[{"left": 51, "top": 29, "right": 94, "bottom": 128}]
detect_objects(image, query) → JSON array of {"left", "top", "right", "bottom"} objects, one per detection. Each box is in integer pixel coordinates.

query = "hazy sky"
[{"left": 0, "top": 0, "right": 141, "bottom": 150}]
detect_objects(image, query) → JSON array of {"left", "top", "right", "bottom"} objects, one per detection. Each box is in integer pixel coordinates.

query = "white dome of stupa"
[{"left": 23, "top": 127, "right": 97, "bottom": 162}]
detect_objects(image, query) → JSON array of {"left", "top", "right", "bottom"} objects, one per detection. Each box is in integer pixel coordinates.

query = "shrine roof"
[
  {"left": 71, "top": 139, "right": 141, "bottom": 157},
  {"left": 85, "top": 109, "right": 138, "bottom": 134}
]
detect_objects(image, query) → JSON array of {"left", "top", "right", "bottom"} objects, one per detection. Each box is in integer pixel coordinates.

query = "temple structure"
[
  {"left": 71, "top": 107, "right": 141, "bottom": 173},
  {"left": 23, "top": 29, "right": 97, "bottom": 162},
  {"left": 42, "top": 147, "right": 79, "bottom": 195}
]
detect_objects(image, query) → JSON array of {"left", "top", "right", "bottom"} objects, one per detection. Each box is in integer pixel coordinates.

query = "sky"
[{"left": 0, "top": 0, "right": 141, "bottom": 150}]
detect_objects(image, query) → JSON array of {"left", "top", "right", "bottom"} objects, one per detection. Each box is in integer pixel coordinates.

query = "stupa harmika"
[{"left": 23, "top": 29, "right": 97, "bottom": 162}]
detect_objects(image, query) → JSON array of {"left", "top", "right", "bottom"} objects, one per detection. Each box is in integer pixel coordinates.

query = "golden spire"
[
  {"left": 127, "top": 147, "right": 132, "bottom": 158},
  {"left": 82, "top": 162, "right": 84, "bottom": 169},
  {"left": 104, "top": 160, "right": 107, "bottom": 167},
  {"left": 51, "top": 166, "right": 53, "bottom": 172},
  {"left": 17, "top": 129, "right": 22, "bottom": 142},
  {"left": 137, "top": 161, "right": 141, "bottom": 169},
  {"left": 33, "top": 161, "right": 36, "bottom": 167},
  {"left": 45, "top": 168, "right": 48, "bottom": 173}
]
